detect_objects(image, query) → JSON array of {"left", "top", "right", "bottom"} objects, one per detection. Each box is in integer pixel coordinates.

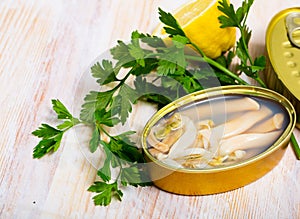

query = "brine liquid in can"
[{"left": 146, "top": 94, "right": 290, "bottom": 169}]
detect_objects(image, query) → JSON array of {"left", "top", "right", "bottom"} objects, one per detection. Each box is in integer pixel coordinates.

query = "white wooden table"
[{"left": 0, "top": 0, "right": 299, "bottom": 218}]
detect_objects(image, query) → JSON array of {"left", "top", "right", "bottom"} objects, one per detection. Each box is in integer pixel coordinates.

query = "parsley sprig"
[
  {"left": 32, "top": 100, "right": 80, "bottom": 158},
  {"left": 218, "top": 0, "right": 266, "bottom": 87},
  {"left": 32, "top": 0, "right": 300, "bottom": 206}
]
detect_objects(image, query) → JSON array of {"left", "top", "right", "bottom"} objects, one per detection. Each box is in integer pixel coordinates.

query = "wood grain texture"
[{"left": 0, "top": 0, "right": 299, "bottom": 218}]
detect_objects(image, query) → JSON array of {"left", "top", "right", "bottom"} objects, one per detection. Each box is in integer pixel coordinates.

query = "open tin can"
[
  {"left": 141, "top": 86, "right": 296, "bottom": 195},
  {"left": 265, "top": 7, "right": 300, "bottom": 129}
]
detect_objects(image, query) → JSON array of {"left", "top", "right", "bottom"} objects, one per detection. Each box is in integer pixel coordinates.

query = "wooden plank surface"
[{"left": 0, "top": 0, "right": 299, "bottom": 218}]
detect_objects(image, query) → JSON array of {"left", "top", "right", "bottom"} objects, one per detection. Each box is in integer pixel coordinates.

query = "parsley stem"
[
  {"left": 188, "top": 41, "right": 248, "bottom": 85},
  {"left": 113, "top": 72, "right": 132, "bottom": 91},
  {"left": 237, "top": 24, "right": 267, "bottom": 88},
  {"left": 238, "top": 25, "right": 254, "bottom": 66},
  {"left": 255, "top": 76, "right": 267, "bottom": 88},
  {"left": 203, "top": 57, "right": 248, "bottom": 85},
  {"left": 185, "top": 54, "right": 248, "bottom": 86},
  {"left": 97, "top": 124, "right": 111, "bottom": 139},
  {"left": 96, "top": 124, "right": 123, "bottom": 180},
  {"left": 291, "top": 133, "right": 300, "bottom": 160}
]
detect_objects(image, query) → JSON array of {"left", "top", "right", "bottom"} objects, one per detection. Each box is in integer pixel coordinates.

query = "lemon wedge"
[{"left": 154, "top": 0, "right": 236, "bottom": 59}]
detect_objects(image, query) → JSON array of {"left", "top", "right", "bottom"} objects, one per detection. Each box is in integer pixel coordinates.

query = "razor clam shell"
[{"left": 167, "top": 116, "right": 197, "bottom": 159}]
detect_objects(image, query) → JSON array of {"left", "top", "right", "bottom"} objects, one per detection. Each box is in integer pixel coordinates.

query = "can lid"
[
  {"left": 286, "top": 12, "right": 300, "bottom": 48},
  {"left": 266, "top": 8, "right": 300, "bottom": 101}
]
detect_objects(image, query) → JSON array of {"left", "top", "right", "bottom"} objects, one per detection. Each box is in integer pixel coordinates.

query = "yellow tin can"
[
  {"left": 141, "top": 86, "right": 296, "bottom": 195},
  {"left": 265, "top": 8, "right": 300, "bottom": 129}
]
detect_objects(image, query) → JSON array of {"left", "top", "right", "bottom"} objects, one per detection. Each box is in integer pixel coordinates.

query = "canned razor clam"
[
  {"left": 141, "top": 86, "right": 296, "bottom": 195},
  {"left": 285, "top": 12, "right": 300, "bottom": 48}
]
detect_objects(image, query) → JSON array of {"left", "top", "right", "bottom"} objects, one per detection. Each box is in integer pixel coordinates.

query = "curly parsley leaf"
[
  {"left": 89, "top": 126, "right": 101, "bottom": 153},
  {"left": 32, "top": 100, "right": 80, "bottom": 158},
  {"left": 32, "top": 125, "right": 63, "bottom": 158},
  {"left": 120, "top": 165, "right": 144, "bottom": 187},
  {"left": 52, "top": 99, "right": 73, "bottom": 120},
  {"left": 128, "top": 32, "right": 147, "bottom": 67},
  {"left": 88, "top": 182, "right": 123, "bottom": 206},
  {"left": 217, "top": 0, "right": 266, "bottom": 87},
  {"left": 137, "top": 32, "right": 166, "bottom": 48},
  {"left": 111, "top": 84, "right": 139, "bottom": 125},
  {"left": 158, "top": 8, "right": 186, "bottom": 37},
  {"left": 156, "top": 36, "right": 188, "bottom": 76},
  {"left": 80, "top": 90, "right": 114, "bottom": 123},
  {"left": 91, "top": 60, "right": 118, "bottom": 85},
  {"left": 103, "top": 133, "right": 143, "bottom": 164},
  {"left": 89, "top": 129, "right": 150, "bottom": 206},
  {"left": 94, "top": 109, "right": 120, "bottom": 127},
  {"left": 134, "top": 76, "right": 174, "bottom": 106},
  {"left": 253, "top": 55, "right": 266, "bottom": 71},
  {"left": 110, "top": 40, "right": 136, "bottom": 68},
  {"left": 218, "top": 0, "right": 254, "bottom": 28},
  {"left": 97, "top": 142, "right": 112, "bottom": 182}
]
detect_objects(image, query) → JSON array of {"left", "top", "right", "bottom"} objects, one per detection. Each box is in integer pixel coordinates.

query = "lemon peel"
[{"left": 154, "top": 0, "right": 236, "bottom": 59}]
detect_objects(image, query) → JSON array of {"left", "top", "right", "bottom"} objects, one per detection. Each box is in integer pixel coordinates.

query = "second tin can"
[{"left": 265, "top": 7, "right": 300, "bottom": 128}]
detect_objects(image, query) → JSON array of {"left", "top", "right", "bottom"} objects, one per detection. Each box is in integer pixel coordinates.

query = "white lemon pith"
[{"left": 155, "top": 0, "right": 236, "bottom": 59}]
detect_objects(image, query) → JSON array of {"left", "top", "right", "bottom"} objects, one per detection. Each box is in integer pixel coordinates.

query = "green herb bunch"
[{"left": 32, "top": 0, "right": 299, "bottom": 206}]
